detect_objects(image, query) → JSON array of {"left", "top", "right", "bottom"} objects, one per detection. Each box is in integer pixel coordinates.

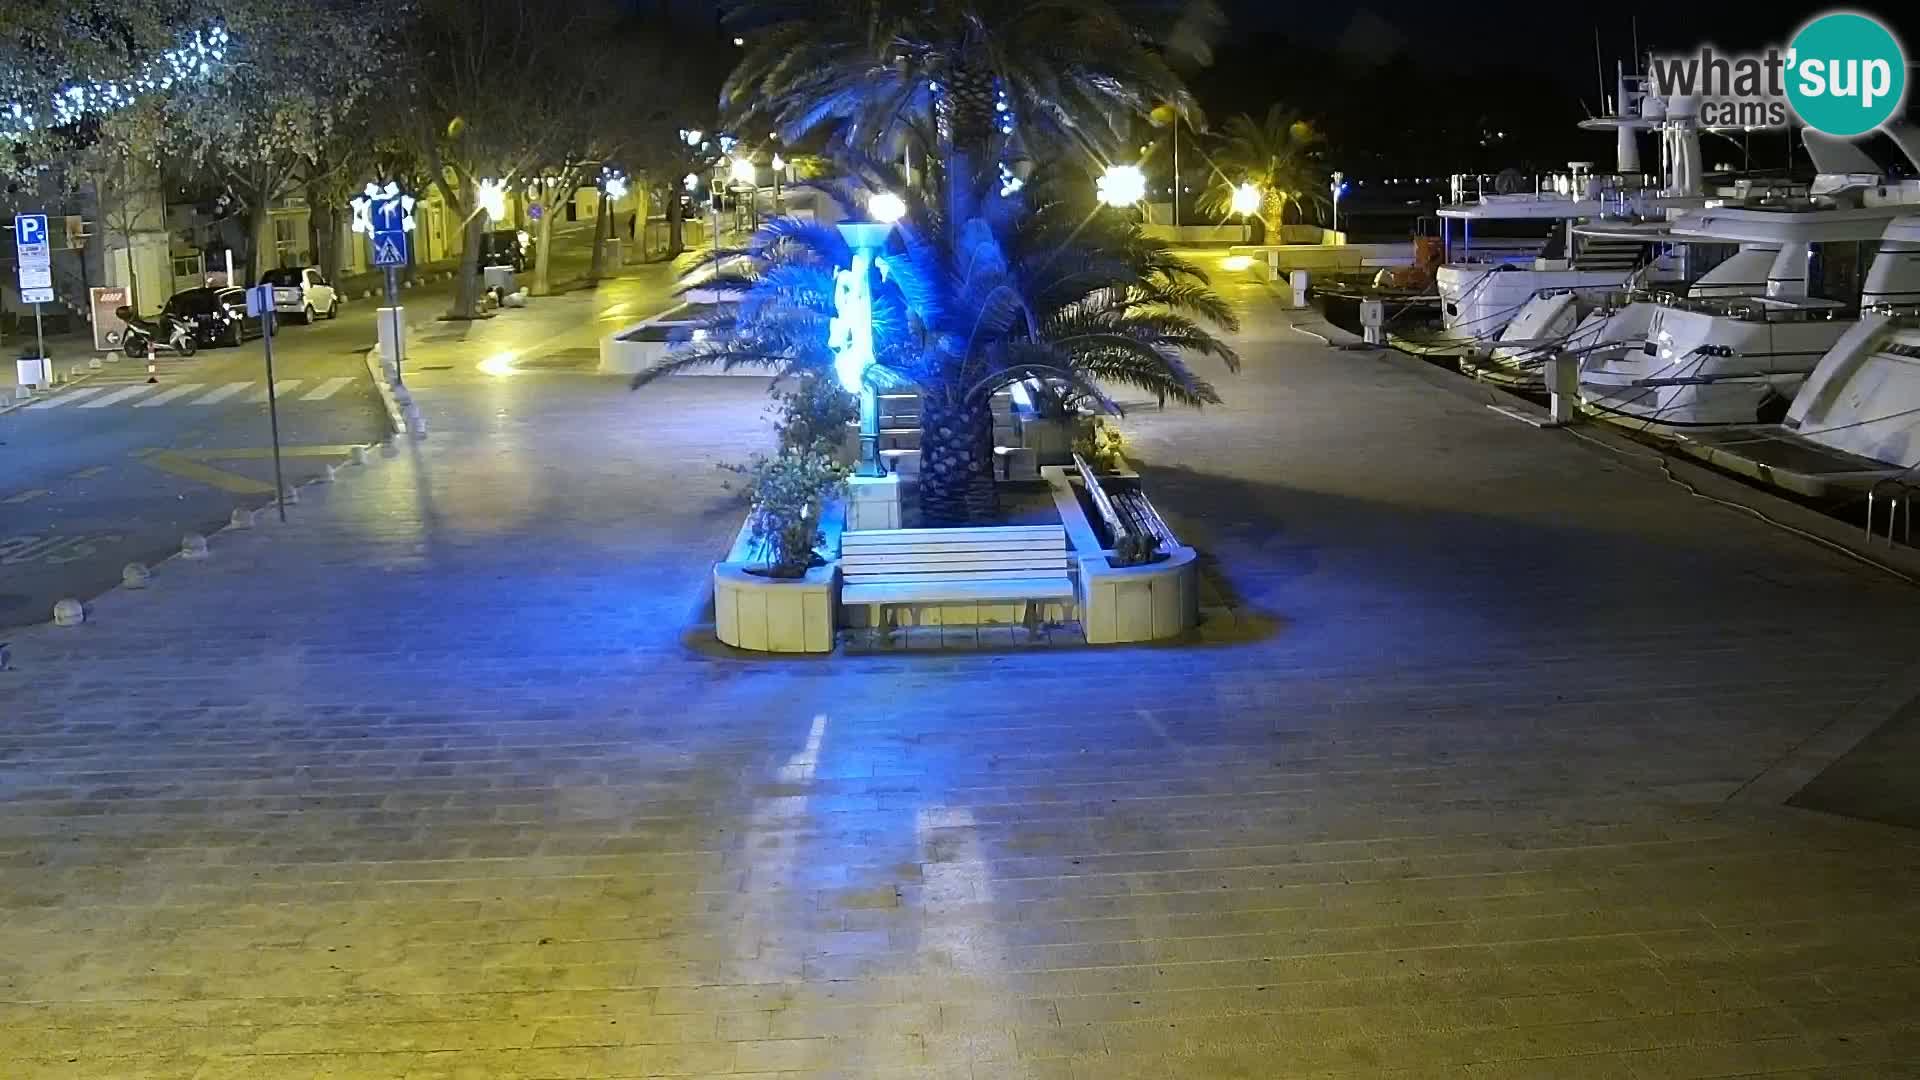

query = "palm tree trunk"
[{"left": 918, "top": 392, "right": 997, "bottom": 527}]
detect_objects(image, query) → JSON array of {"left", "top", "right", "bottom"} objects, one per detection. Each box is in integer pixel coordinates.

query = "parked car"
[
  {"left": 258, "top": 266, "right": 340, "bottom": 323},
  {"left": 478, "top": 229, "right": 532, "bottom": 273},
  {"left": 161, "top": 286, "right": 263, "bottom": 348}
]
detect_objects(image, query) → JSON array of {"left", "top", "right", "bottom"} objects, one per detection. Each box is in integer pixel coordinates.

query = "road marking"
[
  {"left": 255, "top": 379, "right": 302, "bottom": 400},
  {"left": 301, "top": 376, "right": 354, "bottom": 401},
  {"left": 191, "top": 382, "right": 252, "bottom": 405},
  {"left": 79, "top": 384, "right": 158, "bottom": 408},
  {"left": 0, "top": 532, "right": 127, "bottom": 565},
  {"left": 25, "top": 386, "right": 110, "bottom": 409},
  {"left": 2, "top": 489, "right": 49, "bottom": 504},
  {"left": 138, "top": 444, "right": 365, "bottom": 494},
  {"left": 68, "top": 466, "right": 109, "bottom": 480},
  {"left": 141, "top": 451, "right": 275, "bottom": 494},
  {"left": 134, "top": 383, "right": 205, "bottom": 407}
]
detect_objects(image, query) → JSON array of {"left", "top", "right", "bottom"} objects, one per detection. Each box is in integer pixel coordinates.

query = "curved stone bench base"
[{"left": 1080, "top": 547, "right": 1199, "bottom": 644}]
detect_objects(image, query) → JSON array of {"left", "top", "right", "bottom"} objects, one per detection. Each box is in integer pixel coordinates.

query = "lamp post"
[
  {"left": 1096, "top": 164, "right": 1147, "bottom": 210},
  {"left": 1330, "top": 170, "right": 1346, "bottom": 234},
  {"left": 831, "top": 192, "right": 904, "bottom": 479},
  {"left": 1230, "top": 181, "right": 1260, "bottom": 243}
]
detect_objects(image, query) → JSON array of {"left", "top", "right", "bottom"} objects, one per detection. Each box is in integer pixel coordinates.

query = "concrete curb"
[
  {"left": 0, "top": 370, "right": 101, "bottom": 416},
  {"left": 362, "top": 345, "right": 412, "bottom": 437}
]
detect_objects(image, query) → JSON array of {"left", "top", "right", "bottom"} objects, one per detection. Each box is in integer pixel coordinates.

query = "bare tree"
[{"left": 402, "top": 0, "right": 624, "bottom": 318}]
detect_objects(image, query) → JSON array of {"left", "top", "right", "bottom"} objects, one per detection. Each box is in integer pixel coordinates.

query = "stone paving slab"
[{"left": 3, "top": 267, "right": 1920, "bottom": 1078}]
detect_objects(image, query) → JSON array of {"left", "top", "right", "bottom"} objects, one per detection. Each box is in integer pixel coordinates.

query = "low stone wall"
[{"left": 598, "top": 303, "right": 690, "bottom": 375}]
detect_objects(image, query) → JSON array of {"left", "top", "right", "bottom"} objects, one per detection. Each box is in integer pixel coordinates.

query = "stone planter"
[
  {"left": 714, "top": 563, "right": 837, "bottom": 653},
  {"left": 711, "top": 500, "right": 845, "bottom": 654}
]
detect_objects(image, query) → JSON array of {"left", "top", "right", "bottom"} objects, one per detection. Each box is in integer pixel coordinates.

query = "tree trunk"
[
  {"left": 917, "top": 391, "right": 998, "bottom": 527},
  {"left": 451, "top": 211, "right": 484, "bottom": 318},
  {"left": 311, "top": 202, "right": 341, "bottom": 283},
  {"left": 246, "top": 204, "right": 273, "bottom": 283},
  {"left": 666, "top": 190, "right": 685, "bottom": 258},
  {"left": 587, "top": 186, "right": 608, "bottom": 283},
  {"left": 531, "top": 198, "right": 558, "bottom": 295}
]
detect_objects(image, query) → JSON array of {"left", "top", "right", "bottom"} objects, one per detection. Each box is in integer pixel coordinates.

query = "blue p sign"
[{"left": 15, "top": 214, "right": 47, "bottom": 248}]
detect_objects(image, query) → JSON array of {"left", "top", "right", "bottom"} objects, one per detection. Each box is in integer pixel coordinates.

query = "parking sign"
[{"left": 15, "top": 213, "right": 53, "bottom": 303}]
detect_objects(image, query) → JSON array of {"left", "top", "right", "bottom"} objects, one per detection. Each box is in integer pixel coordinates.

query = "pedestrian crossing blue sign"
[{"left": 371, "top": 227, "right": 407, "bottom": 267}]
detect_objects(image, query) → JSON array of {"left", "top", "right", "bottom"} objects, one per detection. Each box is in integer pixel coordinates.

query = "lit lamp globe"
[
  {"left": 1230, "top": 182, "right": 1261, "bottom": 217},
  {"left": 730, "top": 157, "right": 757, "bottom": 185},
  {"left": 866, "top": 191, "right": 907, "bottom": 224},
  {"left": 1096, "top": 164, "right": 1147, "bottom": 208}
]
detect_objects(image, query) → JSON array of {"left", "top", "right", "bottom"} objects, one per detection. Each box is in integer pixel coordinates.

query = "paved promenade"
[{"left": 3, "top": 265, "right": 1919, "bottom": 1079}]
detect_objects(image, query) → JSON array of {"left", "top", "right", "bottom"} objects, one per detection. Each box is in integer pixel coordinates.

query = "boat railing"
[{"left": 1655, "top": 294, "right": 1856, "bottom": 323}]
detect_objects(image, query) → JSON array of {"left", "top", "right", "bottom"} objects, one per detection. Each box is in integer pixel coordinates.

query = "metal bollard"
[{"left": 1546, "top": 351, "right": 1578, "bottom": 426}]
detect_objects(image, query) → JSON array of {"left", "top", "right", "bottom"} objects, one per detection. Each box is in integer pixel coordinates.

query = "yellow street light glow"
[
  {"left": 476, "top": 177, "right": 507, "bottom": 221},
  {"left": 1096, "top": 164, "right": 1146, "bottom": 208},
  {"left": 1222, "top": 255, "right": 1253, "bottom": 271},
  {"left": 1230, "top": 181, "right": 1261, "bottom": 217},
  {"left": 868, "top": 191, "right": 907, "bottom": 224}
]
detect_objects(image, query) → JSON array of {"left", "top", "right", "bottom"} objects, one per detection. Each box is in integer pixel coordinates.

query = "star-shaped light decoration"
[{"left": 350, "top": 181, "right": 417, "bottom": 234}]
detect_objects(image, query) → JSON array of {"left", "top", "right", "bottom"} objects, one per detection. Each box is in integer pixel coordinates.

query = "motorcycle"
[{"left": 117, "top": 306, "right": 196, "bottom": 359}]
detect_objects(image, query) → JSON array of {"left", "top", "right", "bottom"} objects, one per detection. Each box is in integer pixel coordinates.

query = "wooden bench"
[{"left": 840, "top": 526, "right": 1075, "bottom": 633}]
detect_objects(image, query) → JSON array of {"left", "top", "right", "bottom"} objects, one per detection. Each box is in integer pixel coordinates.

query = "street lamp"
[
  {"left": 867, "top": 191, "right": 906, "bottom": 224},
  {"left": 729, "top": 156, "right": 756, "bottom": 185},
  {"left": 1096, "top": 164, "right": 1147, "bottom": 209},
  {"left": 831, "top": 220, "right": 896, "bottom": 478},
  {"left": 1330, "top": 170, "right": 1346, "bottom": 234},
  {"left": 1230, "top": 180, "right": 1260, "bottom": 241},
  {"left": 476, "top": 177, "right": 507, "bottom": 222}
]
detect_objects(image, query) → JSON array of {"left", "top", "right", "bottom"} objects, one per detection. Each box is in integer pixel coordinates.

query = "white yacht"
[
  {"left": 1577, "top": 161, "right": 1920, "bottom": 430},
  {"left": 1668, "top": 211, "right": 1920, "bottom": 496},
  {"left": 1474, "top": 219, "right": 1814, "bottom": 389},
  {"left": 1433, "top": 73, "right": 1712, "bottom": 346}
]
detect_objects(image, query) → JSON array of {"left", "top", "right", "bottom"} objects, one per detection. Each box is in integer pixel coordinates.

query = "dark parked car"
[
  {"left": 162, "top": 286, "right": 263, "bottom": 348},
  {"left": 478, "top": 229, "right": 532, "bottom": 273}
]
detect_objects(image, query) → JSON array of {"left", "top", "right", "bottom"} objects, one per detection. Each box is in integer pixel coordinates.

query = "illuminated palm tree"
[
  {"left": 635, "top": 168, "right": 1239, "bottom": 525},
  {"left": 721, "top": 0, "right": 1221, "bottom": 208},
  {"left": 1198, "top": 105, "right": 1329, "bottom": 240}
]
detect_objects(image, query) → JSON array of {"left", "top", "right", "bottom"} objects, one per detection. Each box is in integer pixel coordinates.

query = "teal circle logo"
[{"left": 1787, "top": 13, "right": 1906, "bottom": 137}]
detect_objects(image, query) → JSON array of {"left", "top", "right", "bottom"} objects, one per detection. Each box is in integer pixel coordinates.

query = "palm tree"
[
  {"left": 720, "top": 0, "right": 1220, "bottom": 212},
  {"left": 635, "top": 168, "right": 1240, "bottom": 526},
  {"left": 1197, "top": 105, "right": 1329, "bottom": 241}
]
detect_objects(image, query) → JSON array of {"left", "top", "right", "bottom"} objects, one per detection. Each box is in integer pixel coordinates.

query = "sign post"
[
  {"left": 354, "top": 182, "right": 416, "bottom": 388},
  {"left": 14, "top": 213, "right": 53, "bottom": 365},
  {"left": 245, "top": 285, "right": 288, "bottom": 522}
]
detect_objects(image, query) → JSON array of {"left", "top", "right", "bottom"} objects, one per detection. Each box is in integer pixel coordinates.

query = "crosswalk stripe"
[
  {"left": 133, "top": 383, "right": 205, "bottom": 407},
  {"left": 79, "top": 384, "right": 155, "bottom": 408},
  {"left": 256, "top": 379, "right": 302, "bottom": 400},
  {"left": 25, "top": 386, "right": 110, "bottom": 409},
  {"left": 300, "top": 376, "right": 354, "bottom": 401},
  {"left": 191, "top": 382, "right": 252, "bottom": 405}
]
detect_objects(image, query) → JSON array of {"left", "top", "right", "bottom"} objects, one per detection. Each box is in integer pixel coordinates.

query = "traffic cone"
[{"left": 146, "top": 359, "right": 157, "bottom": 384}]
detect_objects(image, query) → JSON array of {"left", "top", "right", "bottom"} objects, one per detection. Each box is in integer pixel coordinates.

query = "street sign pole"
[
  {"left": 262, "top": 309, "right": 287, "bottom": 523},
  {"left": 384, "top": 265, "right": 403, "bottom": 385}
]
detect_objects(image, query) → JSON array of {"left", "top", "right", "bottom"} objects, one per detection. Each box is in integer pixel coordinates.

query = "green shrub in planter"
[{"left": 728, "top": 447, "right": 851, "bottom": 578}]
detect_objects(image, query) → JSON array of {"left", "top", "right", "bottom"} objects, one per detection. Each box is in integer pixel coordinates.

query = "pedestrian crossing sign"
[{"left": 371, "top": 230, "right": 407, "bottom": 267}]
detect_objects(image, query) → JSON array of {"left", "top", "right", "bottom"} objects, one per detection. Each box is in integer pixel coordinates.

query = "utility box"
[
  {"left": 1360, "top": 299, "right": 1385, "bottom": 345},
  {"left": 1289, "top": 269, "right": 1309, "bottom": 308}
]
